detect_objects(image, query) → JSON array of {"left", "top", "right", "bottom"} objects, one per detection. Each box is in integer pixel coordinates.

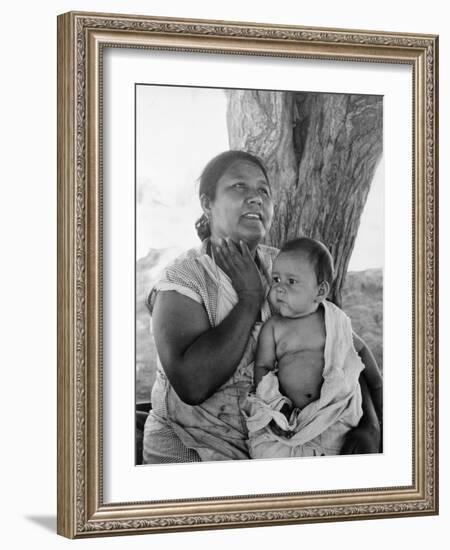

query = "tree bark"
[
  {"left": 226, "top": 90, "right": 383, "bottom": 305},
  {"left": 226, "top": 90, "right": 298, "bottom": 246}
]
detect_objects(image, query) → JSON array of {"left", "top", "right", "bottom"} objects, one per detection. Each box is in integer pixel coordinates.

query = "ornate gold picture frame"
[{"left": 57, "top": 11, "right": 438, "bottom": 538}]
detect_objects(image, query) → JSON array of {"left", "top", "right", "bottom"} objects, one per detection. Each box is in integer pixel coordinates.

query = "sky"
[{"left": 136, "top": 85, "right": 384, "bottom": 271}]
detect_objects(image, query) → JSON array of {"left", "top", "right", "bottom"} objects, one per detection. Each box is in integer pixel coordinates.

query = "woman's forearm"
[
  {"left": 180, "top": 296, "right": 261, "bottom": 402},
  {"left": 359, "top": 374, "right": 379, "bottom": 427},
  {"left": 359, "top": 374, "right": 382, "bottom": 449},
  {"left": 358, "top": 343, "right": 383, "bottom": 424},
  {"left": 153, "top": 291, "right": 262, "bottom": 405},
  {"left": 341, "top": 374, "right": 381, "bottom": 454}
]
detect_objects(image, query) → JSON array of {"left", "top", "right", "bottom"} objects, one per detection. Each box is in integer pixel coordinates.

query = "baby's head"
[{"left": 269, "top": 237, "right": 334, "bottom": 318}]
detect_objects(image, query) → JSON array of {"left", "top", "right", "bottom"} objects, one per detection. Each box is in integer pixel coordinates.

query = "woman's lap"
[{"left": 142, "top": 411, "right": 201, "bottom": 464}]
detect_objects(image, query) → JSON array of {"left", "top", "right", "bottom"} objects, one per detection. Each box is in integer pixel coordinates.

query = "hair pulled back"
[{"left": 195, "top": 150, "right": 269, "bottom": 241}]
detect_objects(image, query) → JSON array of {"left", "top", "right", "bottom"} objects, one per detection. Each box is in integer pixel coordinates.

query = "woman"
[{"left": 142, "top": 150, "right": 380, "bottom": 463}]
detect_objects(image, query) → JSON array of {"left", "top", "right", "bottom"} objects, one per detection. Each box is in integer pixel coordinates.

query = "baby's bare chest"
[{"left": 274, "top": 315, "right": 326, "bottom": 359}]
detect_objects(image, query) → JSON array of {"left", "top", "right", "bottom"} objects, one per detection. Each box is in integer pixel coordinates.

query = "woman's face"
[{"left": 203, "top": 160, "right": 274, "bottom": 250}]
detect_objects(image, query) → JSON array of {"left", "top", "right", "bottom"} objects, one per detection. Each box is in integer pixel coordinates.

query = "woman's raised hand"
[{"left": 214, "top": 239, "right": 265, "bottom": 304}]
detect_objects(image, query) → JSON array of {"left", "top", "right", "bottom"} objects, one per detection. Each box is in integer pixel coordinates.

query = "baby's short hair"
[{"left": 280, "top": 237, "right": 335, "bottom": 285}]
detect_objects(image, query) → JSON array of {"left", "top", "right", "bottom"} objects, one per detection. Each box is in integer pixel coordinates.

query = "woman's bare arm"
[
  {"left": 152, "top": 290, "right": 261, "bottom": 405},
  {"left": 353, "top": 333, "right": 383, "bottom": 424},
  {"left": 152, "top": 241, "right": 266, "bottom": 405},
  {"left": 341, "top": 374, "right": 381, "bottom": 454}
]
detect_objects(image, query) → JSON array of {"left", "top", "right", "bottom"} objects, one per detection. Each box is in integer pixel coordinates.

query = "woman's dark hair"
[
  {"left": 280, "top": 237, "right": 335, "bottom": 285},
  {"left": 195, "top": 150, "right": 269, "bottom": 241}
]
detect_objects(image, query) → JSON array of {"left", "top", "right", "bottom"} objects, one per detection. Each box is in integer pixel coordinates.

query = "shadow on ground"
[{"left": 25, "top": 515, "right": 56, "bottom": 533}]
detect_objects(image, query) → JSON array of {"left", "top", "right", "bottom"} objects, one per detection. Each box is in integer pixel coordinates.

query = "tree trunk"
[
  {"left": 226, "top": 90, "right": 383, "bottom": 305},
  {"left": 226, "top": 90, "right": 298, "bottom": 246}
]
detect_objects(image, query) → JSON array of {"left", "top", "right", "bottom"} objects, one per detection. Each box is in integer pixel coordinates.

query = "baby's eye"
[
  {"left": 288, "top": 278, "right": 297, "bottom": 285},
  {"left": 233, "top": 182, "right": 246, "bottom": 189},
  {"left": 272, "top": 276, "right": 280, "bottom": 283}
]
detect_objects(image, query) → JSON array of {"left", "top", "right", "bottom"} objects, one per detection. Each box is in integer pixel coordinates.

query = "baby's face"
[{"left": 269, "top": 251, "right": 321, "bottom": 318}]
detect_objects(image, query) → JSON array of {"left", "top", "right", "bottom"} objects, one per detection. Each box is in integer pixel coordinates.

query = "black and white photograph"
[
  {"left": 1, "top": 0, "right": 445, "bottom": 543},
  {"left": 53, "top": 8, "right": 438, "bottom": 540},
  {"left": 135, "top": 84, "right": 384, "bottom": 465}
]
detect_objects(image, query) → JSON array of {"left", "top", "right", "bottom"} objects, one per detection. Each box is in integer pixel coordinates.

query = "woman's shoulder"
[
  {"left": 158, "top": 241, "right": 216, "bottom": 290},
  {"left": 164, "top": 243, "right": 206, "bottom": 271},
  {"left": 147, "top": 243, "right": 210, "bottom": 314}
]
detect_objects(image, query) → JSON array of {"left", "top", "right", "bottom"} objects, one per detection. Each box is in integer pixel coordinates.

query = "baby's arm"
[
  {"left": 255, "top": 318, "right": 294, "bottom": 437},
  {"left": 254, "top": 318, "right": 277, "bottom": 389},
  {"left": 353, "top": 332, "right": 383, "bottom": 425}
]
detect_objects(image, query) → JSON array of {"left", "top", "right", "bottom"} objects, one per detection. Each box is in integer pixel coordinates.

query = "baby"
[{"left": 246, "top": 237, "right": 382, "bottom": 458}]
